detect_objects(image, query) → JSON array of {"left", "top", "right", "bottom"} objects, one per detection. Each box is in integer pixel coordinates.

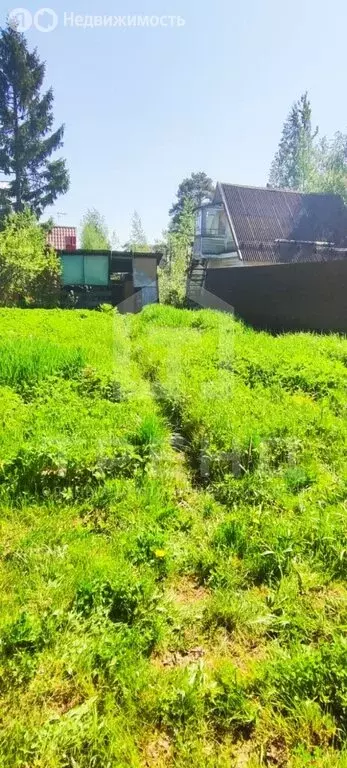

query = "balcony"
[{"left": 193, "top": 203, "right": 237, "bottom": 258}]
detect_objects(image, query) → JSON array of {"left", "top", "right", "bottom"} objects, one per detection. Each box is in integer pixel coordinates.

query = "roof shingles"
[
  {"left": 220, "top": 184, "right": 347, "bottom": 263},
  {"left": 47, "top": 226, "right": 77, "bottom": 251}
]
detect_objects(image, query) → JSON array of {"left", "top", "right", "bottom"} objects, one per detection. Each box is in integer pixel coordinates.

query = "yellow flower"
[{"left": 154, "top": 548, "right": 167, "bottom": 559}]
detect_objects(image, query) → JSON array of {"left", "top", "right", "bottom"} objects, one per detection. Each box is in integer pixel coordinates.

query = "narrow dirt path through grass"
[{"left": 0, "top": 306, "right": 346, "bottom": 767}]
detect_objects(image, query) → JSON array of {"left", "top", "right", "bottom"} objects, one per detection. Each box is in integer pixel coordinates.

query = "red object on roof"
[{"left": 47, "top": 226, "right": 77, "bottom": 251}]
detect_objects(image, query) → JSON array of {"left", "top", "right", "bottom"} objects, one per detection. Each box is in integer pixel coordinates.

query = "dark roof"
[{"left": 220, "top": 183, "right": 347, "bottom": 263}]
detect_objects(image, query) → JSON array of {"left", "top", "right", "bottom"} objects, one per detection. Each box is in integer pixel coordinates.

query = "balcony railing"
[{"left": 193, "top": 235, "right": 236, "bottom": 257}]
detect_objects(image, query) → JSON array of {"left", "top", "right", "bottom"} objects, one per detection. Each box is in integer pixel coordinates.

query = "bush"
[
  {"left": 0, "top": 209, "right": 61, "bottom": 307},
  {"left": 97, "top": 303, "right": 115, "bottom": 314}
]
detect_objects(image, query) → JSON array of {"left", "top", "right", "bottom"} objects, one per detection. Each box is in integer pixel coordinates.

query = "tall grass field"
[{"left": 0, "top": 305, "right": 346, "bottom": 767}]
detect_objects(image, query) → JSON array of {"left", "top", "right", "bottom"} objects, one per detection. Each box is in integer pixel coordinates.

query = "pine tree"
[
  {"left": 0, "top": 22, "right": 69, "bottom": 216},
  {"left": 169, "top": 172, "right": 214, "bottom": 229},
  {"left": 125, "top": 210, "right": 149, "bottom": 252},
  {"left": 269, "top": 93, "right": 318, "bottom": 191}
]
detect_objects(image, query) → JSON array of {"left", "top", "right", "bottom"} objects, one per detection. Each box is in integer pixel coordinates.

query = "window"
[
  {"left": 61, "top": 254, "right": 83, "bottom": 284},
  {"left": 61, "top": 254, "right": 109, "bottom": 285},
  {"left": 195, "top": 209, "right": 202, "bottom": 235},
  {"left": 203, "top": 207, "right": 228, "bottom": 237},
  {"left": 84, "top": 255, "right": 109, "bottom": 285}
]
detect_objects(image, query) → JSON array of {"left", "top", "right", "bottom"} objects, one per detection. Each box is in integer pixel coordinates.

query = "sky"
[{"left": 2, "top": 0, "right": 347, "bottom": 244}]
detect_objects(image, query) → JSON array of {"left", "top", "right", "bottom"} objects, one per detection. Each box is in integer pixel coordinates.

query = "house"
[
  {"left": 45, "top": 225, "right": 161, "bottom": 311},
  {"left": 190, "top": 182, "right": 347, "bottom": 333},
  {"left": 47, "top": 226, "right": 77, "bottom": 251},
  {"left": 60, "top": 249, "right": 162, "bottom": 311},
  {"left": 193, "top": 182, "right": 347, "bottom": 267}
]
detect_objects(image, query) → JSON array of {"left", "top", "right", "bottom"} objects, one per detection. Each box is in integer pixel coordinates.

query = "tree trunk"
[{"left": 13, "top": 86, "right": 22, "bottom": 212}]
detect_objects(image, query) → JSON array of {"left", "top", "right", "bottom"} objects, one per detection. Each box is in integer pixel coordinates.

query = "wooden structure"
[
  {"left": 60, "top": 250, "right": 162, "bottom": 311},
  {"left": 193, "top": 182, "right": 347, "bottom": 266},
  {"left": 189, "top": 182, "right": 347, "bottom": 331}
]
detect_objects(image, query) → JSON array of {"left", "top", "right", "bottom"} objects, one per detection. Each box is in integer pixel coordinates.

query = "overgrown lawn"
[{"left": 0, "top": 305, "right": 346, "bottom": 767}]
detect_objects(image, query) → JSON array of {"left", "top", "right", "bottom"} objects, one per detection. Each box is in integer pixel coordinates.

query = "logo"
[
  {"left": 8, "top": 7, "right": 58, "bottom": 32},
  {"left": 8, "top": 7, "right": 32, "bottom": 31},
  {"left": 34, "top": 8, "right": 58, "bottom": 32}
]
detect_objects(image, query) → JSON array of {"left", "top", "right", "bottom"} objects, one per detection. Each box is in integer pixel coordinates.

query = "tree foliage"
[
  {"left": 169, "top": 171, "right": 214, "bottom": 229},
  {"left": 0, "top": 23, "right": 69, "bottom": 216},
  {"left": 125, "top": 210, "right": 149, "bottom": 252},
  {"left": 313, "top": 133, "right": 347, "bottom": 201},
  {"left": 269, "top": 93, "right": 318, "bottom": 191},
  {"left": 159, "top": 198, "right": 195, "bottom": 305},
  {"left": 0, "top": 209, "right": 61, "bottom": 306},
  {"left": 80, "top": 208, "right": 110, "bottom": 250},
  {"left": 269, "top": 93, "right": 347, "bottom": 199}
]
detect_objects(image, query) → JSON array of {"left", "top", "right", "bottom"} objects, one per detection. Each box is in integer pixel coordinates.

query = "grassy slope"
[{"left": 0, "top": 305, "right": 346, "bottom": 767}]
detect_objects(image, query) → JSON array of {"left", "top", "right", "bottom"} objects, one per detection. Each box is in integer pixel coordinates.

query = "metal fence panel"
[
  {"left": 133, "top": 256, "right": 157, "bottom": 287},
  {"left": 141, "top": 285, "right": 158, "bottom": 305}
]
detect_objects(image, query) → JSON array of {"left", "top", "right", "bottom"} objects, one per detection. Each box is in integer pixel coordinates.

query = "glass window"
[
  {"left": 61, "top": 254, "right": 109, "bottom": 285},
  {"left": 218, "top": 210, "right": 228, "bottom": 237},
  {"left": 61, "top": 254, "right": 84, "bottom": 284},
  {"left": 195, "top": 209, "right": 202, "bottom": 235},
  {"left": 84, "top": 255, "right": 109, "bottom": 285},
  {"left": 204, "top": 207, "right": 228, "bottom": 237},
  {"left": 204, "top": 209, "right": 219, "bottom": 236}
]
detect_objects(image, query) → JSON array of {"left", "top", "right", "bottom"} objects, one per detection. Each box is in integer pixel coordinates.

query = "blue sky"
[{"left": 3, "top": 0, "right": 346, "bottom": 243}]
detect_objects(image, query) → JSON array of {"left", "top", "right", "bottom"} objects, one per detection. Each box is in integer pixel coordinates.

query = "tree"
[
  {"left": 269, "top": 93, "right": 318, "bottom": 191},
  {"left": 169, "top": 171, "right": 214, "bottom": 229},
  {"left": 125, "top": 210, "right": 149, "bottom": 252},
  {"left": 80, "top": 208, "right": 110, "bottom": 250},
  {"left": 0, "top": 22, "right": 69, "bottom": 216},
  {"left": 0, "top": 208, "right": 60, "bottom": 306},
  {"left": 269, "top": 93, "right": 347, "bottom": 200},
  {"left": 159, "top": 198, "right": 195, "bottom": 305},
  {"left": 110, "top": 229, "right": 120, "bottom": 250},
  {"left": 313, "top": 133, "right": 347, "bottom": 201}
]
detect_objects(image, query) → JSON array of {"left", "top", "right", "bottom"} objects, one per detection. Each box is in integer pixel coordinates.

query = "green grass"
[
  {"left": 0, "top": 338, "right": 85, "bottom": 390},
  {"left": 0, "top": 304, "right": 346, "bottom": 766}
]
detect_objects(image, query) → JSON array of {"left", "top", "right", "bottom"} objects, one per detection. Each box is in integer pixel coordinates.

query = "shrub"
[{"left": 0, "top": 210, "right": 61, "bottom": 307}]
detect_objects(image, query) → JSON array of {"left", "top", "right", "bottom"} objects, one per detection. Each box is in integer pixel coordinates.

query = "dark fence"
[{"left": 204, "top": 259, "right": 347, "bottom": 333}]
